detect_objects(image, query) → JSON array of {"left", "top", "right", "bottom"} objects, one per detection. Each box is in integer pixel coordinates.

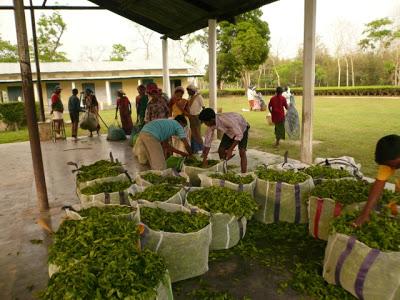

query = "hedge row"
[
  {"left": 0, "top": 102, "right": 39, "bottom": 130},
  {"left": 200, "top": 86, "right": 400, "bottom": 97}
]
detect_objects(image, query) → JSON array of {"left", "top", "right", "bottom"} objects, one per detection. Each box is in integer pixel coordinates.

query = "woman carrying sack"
[{"left": 83, "top": 88, "right": 100, "bottom": 137}]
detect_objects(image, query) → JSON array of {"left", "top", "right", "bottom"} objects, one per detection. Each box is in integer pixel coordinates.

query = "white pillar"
[
  {"left": 300, "top": 0, "right": 317, "bottom": 164},
  {"left": 208, "top": 19, "right": 217, "bottom": 110},
  {"left": 162, "top": 36, "right": 171, "bottom": 98},
  {"left": 33, "top": 83, "right": 39, "bottom": 102},
  {"left": 105, "top": 80, "right": 112, "bottom": 105},
  {"left": 71, "top": 81, "right": 76, "bottom": 90}
]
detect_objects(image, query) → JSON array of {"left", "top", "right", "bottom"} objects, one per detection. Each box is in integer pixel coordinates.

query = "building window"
[
  {"left": 45, "top": 82, "right": 60, "bottom": 106},
  {"left": 7, "top": 86, "right": 23, "bottom": 102},
  {"left": 82, "top": 83, "right": 96, "bottom": 94},
  {"left": 142, "top": 79, "right": 154, "bottom": 86},
  {"left": 170, "top": 79, "right": 182, "bottom": 91},
  {"left": 110, "top": 82, "right": 122, "bottom": 105}
]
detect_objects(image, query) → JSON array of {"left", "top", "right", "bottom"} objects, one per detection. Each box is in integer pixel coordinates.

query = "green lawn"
[{"left": 1, "top": 96, "right": 399, "bottom": 178}]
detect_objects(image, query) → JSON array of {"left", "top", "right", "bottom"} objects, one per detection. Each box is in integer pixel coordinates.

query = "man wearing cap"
[
  {"left": 51, "top": 85, "right": 64, "bottom": 136},
  {"left": 199, "top": 108, "right": 250, "bottom": 173},
  {"left": 187, "top": 84, "right": 204, "bottom": 153},
  {"left": 133, "top": 115, "right": 192, "bottom": 170}
]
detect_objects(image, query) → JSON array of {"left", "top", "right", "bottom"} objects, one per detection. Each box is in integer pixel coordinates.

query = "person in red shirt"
[{"left": 268, "top": 86, "right": 288, "bottom": 147}]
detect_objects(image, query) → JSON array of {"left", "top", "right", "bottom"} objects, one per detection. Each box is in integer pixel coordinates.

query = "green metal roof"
[{"left": 88, "top": 0, "right": 278, "bottom": 39}]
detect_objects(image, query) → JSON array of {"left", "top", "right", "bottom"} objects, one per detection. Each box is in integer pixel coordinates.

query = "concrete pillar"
[
  {"left": 105, "top": 80, "right": 112, "bottom": 105},
  {"left": 71, "top": 81, "right": 76, "bottom": 89},
  {"left": 208, "top": 19, "right": 217, "bottom": 110},
  {"left": 300, "top": 0, "right": 317, "bottom": 164},
  {"left": 162, "top": 36, "right": 171, "bottom": 98},
  {"left": 33, "top": 83, "right": 39, "bottom": 102}
]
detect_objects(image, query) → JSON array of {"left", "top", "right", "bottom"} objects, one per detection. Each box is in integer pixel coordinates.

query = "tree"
[
  {"left": 79, "top": 45, "right": 106, "bottom": 62},
  {"left": 359, "top": 17, "right": 400, "bottom": 85},
  {"left": 134, "top": 24, "right": 154, "bottom": 60},
  {"left": 109, "top": 44, "right": 130, "bottom": 61},
  {"left": 0, "top": 35, "right": 18, "bottom": 62},
  {"left": 194, "top": 9, "right": 270, "bottom": 90},
  {"left": 34, "top": 12, "right": 68, "bottom": 62}
]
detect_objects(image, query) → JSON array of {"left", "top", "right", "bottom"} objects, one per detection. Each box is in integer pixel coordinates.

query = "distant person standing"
[
  {"left": 115, "top": 89, "right": 133, "bottom": 135},
  {"left": 68, "top": 88, "right": 84, "bottom": 140},
  {"left": 268, "top": 86, "right": 288, "bottom": 147},
  {"left": 135, "top": 84, "right": 148, "bottom": 127},
  {"left": 84, "top": 88, "right": 100, "bottom": 137},
  {"left": 247, "top": 85, "right": 256, "bottom": 111},
  {"left": 50, "top": 85, "right": 64, "bottom": 136},
  {"left": 187, "top": 84, "right": 204, "bottom": 153}
]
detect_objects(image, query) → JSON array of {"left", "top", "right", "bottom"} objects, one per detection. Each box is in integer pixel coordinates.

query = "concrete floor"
[{"left": 0, "top": 135, "right": 290, "bottom": 300}]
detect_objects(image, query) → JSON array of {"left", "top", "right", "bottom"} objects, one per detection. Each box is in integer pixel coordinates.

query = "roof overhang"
[{"left": 88, "top": 0, "right": 278, "bottom": 39}]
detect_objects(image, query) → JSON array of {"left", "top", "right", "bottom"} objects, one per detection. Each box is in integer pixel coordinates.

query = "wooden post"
[
  {"left": 208, "top": 19, "right": 217, "bottom": 110},
  {"left": 13, "top": 0, "right": 49, "bottom": 211},
  {"left": 300, "top": 0, "right": 317, "bottom": 164},
  {"left": 29, "top": 0, "right": 45, "bottom": 122},
  {"left": 161, "top": 36, "right": 171, "bottom": 98}
]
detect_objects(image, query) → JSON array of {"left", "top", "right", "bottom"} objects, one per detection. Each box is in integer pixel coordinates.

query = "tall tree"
[
  {"left": 194, "top": 9, "right": 270, "bottom": 89},
  {"left": 34, "top": 12, "right": 68, "bottom": 62},
  {"left": 109, "top": 43, "right": 130, "bottom": 61},
  {"left": 134, "top": 24, "right": 154, "bottom": 60},
  {"left": 0, "top": 35, "right": 18, "bottom": 62},
  {"left": 359, "top": 17, "right": 400, "bottom": 85}
]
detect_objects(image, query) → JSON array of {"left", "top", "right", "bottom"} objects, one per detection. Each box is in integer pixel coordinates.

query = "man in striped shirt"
[{"left": 199, "top": 108, "right": 250, "bottom": 173}]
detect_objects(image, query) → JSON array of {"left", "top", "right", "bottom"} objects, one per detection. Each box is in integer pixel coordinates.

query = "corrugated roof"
[
  {"left": 88, "top": 0, "right": 278, "bottom": 39},
  {"left": 0, "top": 60, "right": 194, "bottom": 75}
]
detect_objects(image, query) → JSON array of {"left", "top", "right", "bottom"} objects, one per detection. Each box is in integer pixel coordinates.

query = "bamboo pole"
[
  {"left": 13, "top": 0, "right": 49, "bottom": 211},
  {"left": 29, "top": 0, "right": 45, "bottom": 122}
]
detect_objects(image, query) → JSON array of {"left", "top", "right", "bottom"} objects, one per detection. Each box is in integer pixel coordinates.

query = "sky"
[{"left": 0, "top": 0, "right": 399, "bottom": 69}]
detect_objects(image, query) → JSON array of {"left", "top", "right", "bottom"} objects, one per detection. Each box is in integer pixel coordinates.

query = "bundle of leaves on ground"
[
  {"left": 332, "top": 211, "right": 400, "bottom": 251},
  {"left": 311, "top": 179, "right": 370, "bottom": 205},
  {"left": 42, "top": 246, "right": 167, "bottom": 299},
  {"left": 77, "top": 205, "right": 133, "bottom": 218},
  {"left": 141, "top": 172, "right": 187, "bottom": 185},
  {"left": 76, "top": 159, "right": 122, "bottom": 182},
  {"left": 184, "top": 156, "right": 219, "bottom": 168},
  {"left": 303, "top": 165, "right": 353, "bottom": 179},
  {"left": 209, "top": 172, "right": 254, "bottom": 185},
  {"left": 80, "top": 180, "right": 131, "bottom": 195},
  {"left": 48, "top": 213, "right": 140, "bottom": 268},
  {"left": 255, "top": 166, "right": 309, "bottom": 184},
  {"left": 140, "top": 207, "right": 209, "bottom": 233},
  {"left": 186, "top": 186, "right": 258, "bottom": 219},
  {"left": 130, "top": 184, "right": 180, "bottom": 202}
]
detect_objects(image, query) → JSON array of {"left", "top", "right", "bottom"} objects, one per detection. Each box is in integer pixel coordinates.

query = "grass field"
[{"left": 1, "top": 96, "right": 399, "bottom": 178}]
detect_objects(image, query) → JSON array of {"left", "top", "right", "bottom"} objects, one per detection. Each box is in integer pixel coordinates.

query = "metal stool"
[{"left": 51, "top": 119, "right": 66, "bottom": 142}]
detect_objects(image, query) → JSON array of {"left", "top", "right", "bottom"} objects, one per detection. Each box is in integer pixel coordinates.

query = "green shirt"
[{"left": 141, "top": 119, "right": 186, "bottom": 142}]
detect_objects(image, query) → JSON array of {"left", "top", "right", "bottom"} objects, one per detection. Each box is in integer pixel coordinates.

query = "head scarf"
[
  {"left": 174, "top": 86, "right": 185, "bottom": 94},
  {"left": 146, "top": 83, "right": 158, "bottom": 95},
  {"left": 186, "top": 83, "right": 198, "bottom": 93}
]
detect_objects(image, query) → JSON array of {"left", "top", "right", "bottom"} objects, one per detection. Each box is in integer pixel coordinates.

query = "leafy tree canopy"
[
  {"left": 0, "top": 35, "right": 18, "bottom": 62},
  {"left": 109, "top": 43, "right": 130, "bottom": 61},
  {"left": 35, "top": 12, "right": 68, "bottom": 62}
]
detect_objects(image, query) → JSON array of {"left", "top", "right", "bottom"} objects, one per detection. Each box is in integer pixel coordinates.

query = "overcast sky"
[{"left": 0, "top": 0, "right": 399, "bottom": 68}]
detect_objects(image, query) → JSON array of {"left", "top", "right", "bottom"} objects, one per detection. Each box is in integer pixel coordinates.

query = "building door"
[
  {"left": 142, "top": 78, "right": 154, "bottom": 86},
  {"left": 82, "top": 83, "right": 96, "bottom": 94},
  {"left": 110, "top": 82, "right": 122, "bottom": 105},
  {"left": 7, "top": 86, "right": 23, "bottom": 102},
  {"left": 170, "top": 79, "right": 182, "bottom": 92}
]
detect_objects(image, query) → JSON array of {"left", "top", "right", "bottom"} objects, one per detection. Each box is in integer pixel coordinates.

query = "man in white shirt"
[
  {"left": 187, "top": 84, "right": 205, "bottom": 153},
  {"left": 199, "top": 108, "right": 250, "bottom": 173}
]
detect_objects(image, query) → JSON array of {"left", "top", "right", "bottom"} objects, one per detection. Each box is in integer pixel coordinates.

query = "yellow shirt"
[
  {"left": 376, "top": 165, "right": 396, "bottom": 181},
  {"left": 376, "top": 165, "right": 400, "bottom": 192}
]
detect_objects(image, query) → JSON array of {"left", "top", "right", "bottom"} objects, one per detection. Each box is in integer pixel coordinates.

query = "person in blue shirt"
[{"left": 134, "top": 115, "right": 192, "bottom": 170}]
